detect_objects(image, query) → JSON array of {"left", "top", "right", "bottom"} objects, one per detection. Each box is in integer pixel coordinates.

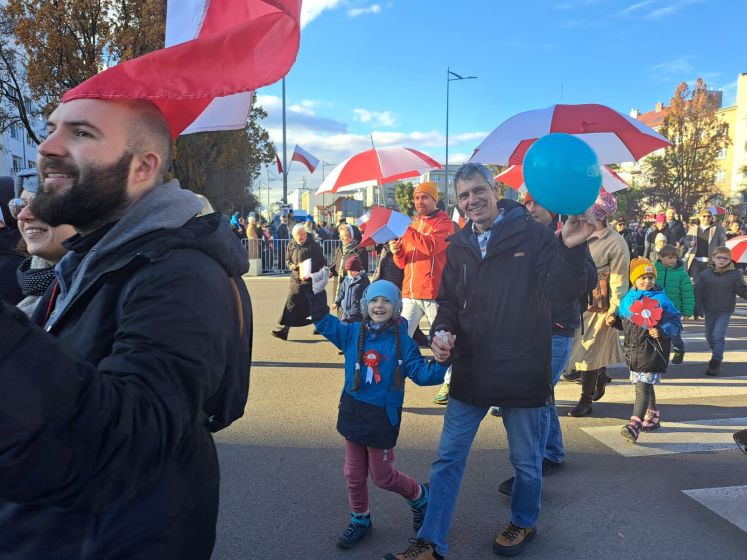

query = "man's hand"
[
  {"left": 561, "top": 212, "right": 596, "bottom": 248},
  {"left": 389, "top": 239, "right": 402, "bottom": 253},
  {"left": 649, "top": 327, "right": 660, "bottom": 339},
  {"left": 431, "top": 330, "right": 456, "bottom": 363},
  {"left": 311, "top": 267, "right": 330, "bottom": 294}
]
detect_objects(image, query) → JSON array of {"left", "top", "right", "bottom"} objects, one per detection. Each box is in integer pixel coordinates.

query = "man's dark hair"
[
  {"left": 125, "top": 101, "right": 172, "bottom": 182},
  {"left": 452, "top": 163, "right": 495, "bottom": 193}
]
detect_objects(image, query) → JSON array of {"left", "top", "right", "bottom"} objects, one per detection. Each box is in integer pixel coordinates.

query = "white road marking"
[{"left": 683, "top": 485, "right": 747, "bottom": 533}]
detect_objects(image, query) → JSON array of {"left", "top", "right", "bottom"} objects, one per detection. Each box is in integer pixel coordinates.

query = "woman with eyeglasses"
[
  {"left": 0, "top": 176, "right": 25, "bottom": 304},
  {"left": 7, "top": 170, "right": 75, "bottom": 317}
]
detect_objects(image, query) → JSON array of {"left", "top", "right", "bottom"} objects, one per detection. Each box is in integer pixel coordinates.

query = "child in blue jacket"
[
  {"left": 308, "top": 272, "right": 446, "bottom": 550},
  {"left": 606, "top": 258, "right": 682, "bottom": 443},
  {"left": 332, "top": 254, "right": 370, "bottom": 323}
]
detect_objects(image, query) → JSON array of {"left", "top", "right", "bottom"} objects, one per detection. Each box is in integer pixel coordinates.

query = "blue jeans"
[
  {"left": 704, "top": 311, "right": 731, "bottom": 361},
  {"left": 418, "top": 397, "right": 543, "bottom": 557},
  {"left": 538, "top": 335, "right": 574, "bottom": 463}
]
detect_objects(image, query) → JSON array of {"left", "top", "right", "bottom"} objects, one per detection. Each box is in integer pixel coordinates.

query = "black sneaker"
[
  {"left": 671, "top": 350, "right": 685, "bottom": 364},
  {"left": 271, "top": 327, "right": 288, "bottom": 341},
  {"left": 542, "top": 458, "right": 564, "bottom": 475},
  {"left": 493, "top": 522, "right": 537, "bottom": 556},
  {"left": 408, "top": 483, "right": 429, "bottom": 531},
  {"left": 336, "top": 515, "right": 371, "bottom": 549},
  {"left": 706, "top": 359, "right": 721, "bottom": 376},
  {"left": 498, "top": 476, "right": 514, "bottom": 496},
  {"left": 384, "top": 539, "right": 444, "bottom": 560},
  {"left": 561, "top": 370, "right": 581, "bottom": 383}
]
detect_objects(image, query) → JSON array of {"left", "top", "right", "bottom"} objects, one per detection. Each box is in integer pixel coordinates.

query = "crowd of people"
[{"left": 1, "top": 96, "right": 746, "bottom": 559}]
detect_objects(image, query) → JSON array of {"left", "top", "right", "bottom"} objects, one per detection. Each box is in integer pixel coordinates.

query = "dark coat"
[
  {"left": 433, "top": 200, "right": 588, "bottom": 408},
  {"left": 279, "top": 237, "right": 326, "bottom": 326},
  {"left": 644, "top": 225, "right": 677, "bottom": 258},
  {"left": 372, "top": 244, "right": 405, "bottom": 288},
  {"left": 0, "top": 228, "right": 24, "bottom": 304},
  {"left": 336, "top": 272, "right": 370, "bottom": 322},
  {"left": 0, "top": 213, "right": 252, "bottom": 560},
  {"left": 694, "top": 264, "right": 747, "bottom": 315}
]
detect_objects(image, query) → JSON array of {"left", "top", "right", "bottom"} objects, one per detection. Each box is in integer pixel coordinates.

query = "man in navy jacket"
[{"left": 386, "top": 163, "right": 595, "bottom": 560}]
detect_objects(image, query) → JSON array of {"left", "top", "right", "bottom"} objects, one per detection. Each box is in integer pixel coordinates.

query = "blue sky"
[{"left": 256, "top": 0, "right": 747, "bottom": 200}]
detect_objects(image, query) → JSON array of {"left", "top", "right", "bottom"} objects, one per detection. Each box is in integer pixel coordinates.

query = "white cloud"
[
  {"left": 353, "top": 108, "right": 396, "bottom": 126},
  {"left": 651, "top": 56, "right": 694, "bottom": 76},
  {"left": 347, "top": 4, "right": 382, "bottom": 17},
  {"left": 617, "top": 1, "right": 653, "bottom": 15},
  {"left": 300, "top": 0, "right": 344, "bottom": 28}
]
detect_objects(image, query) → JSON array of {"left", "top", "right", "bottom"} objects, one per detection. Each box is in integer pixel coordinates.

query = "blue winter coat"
[
  {"left": 314, "top": 313, "right": 446, "bottom": 448},
  {"left": 335, "top": 272, "right": 370, "bottom": 322}
]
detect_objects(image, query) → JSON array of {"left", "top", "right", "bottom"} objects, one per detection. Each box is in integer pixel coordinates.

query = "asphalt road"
[{"left": 211, "top": 276, "right": 747, "bottom": 560}]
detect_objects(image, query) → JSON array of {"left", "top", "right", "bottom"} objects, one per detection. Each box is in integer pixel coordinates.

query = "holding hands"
[{"left": 431, "top": 329, "right": 456, "bottom": 363}]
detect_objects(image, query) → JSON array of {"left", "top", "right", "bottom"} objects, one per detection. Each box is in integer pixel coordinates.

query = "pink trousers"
[{"left": 343, "top": 439, "right": 420, "bottom": 513}]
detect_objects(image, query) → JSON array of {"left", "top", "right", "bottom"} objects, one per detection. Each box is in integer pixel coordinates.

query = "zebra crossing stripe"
[
  {"left": 580, "top": 417, "right": 747, "bottom": 457},
  {"left": 683, "top": 486, "right": 747, "bottom": 533}
]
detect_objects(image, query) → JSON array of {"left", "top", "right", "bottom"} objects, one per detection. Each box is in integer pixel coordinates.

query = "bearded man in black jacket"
[{"left": 0, "top": 98, "right": 252, "bottom": 559}]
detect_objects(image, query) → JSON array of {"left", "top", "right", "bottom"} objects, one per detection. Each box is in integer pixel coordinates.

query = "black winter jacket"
[
  {"left": 433, "top": 201, "right": 589, "bottom": 408},
  {"left": 694, "top": 264, "right": 747, "bottom": 315},
  {"left": 0, "top": 188, "right": 252, "bottom": 559}
]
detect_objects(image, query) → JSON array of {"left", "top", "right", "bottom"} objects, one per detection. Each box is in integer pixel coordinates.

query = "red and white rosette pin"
[{"left": 363, "top": 350, "right": 382, "bottom": 384}]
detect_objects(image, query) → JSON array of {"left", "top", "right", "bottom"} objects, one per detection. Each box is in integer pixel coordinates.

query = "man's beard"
[{"left": 32, "top": 152, "right": 134, "bottom": 232}]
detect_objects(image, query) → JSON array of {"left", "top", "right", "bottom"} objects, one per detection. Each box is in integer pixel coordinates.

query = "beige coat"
[{"left": 568, "top": 224, "right": 630, "bottom": 371}]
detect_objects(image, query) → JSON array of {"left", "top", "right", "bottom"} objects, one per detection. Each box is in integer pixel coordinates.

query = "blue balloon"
[{"left": 522, "top": 133, "right": 602, "bottom": 216}]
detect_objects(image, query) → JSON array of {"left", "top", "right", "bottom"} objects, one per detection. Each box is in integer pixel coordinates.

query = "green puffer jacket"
[{"left": 655, "top": 258, "right": 695, "bottom": 316}]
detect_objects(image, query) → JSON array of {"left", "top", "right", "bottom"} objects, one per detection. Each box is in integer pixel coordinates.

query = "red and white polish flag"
[
  {"left": 291, "top": 145, "right": 320, "bottom": 173},
  {"left": 62, "top": 0, "right": 301, "bottom": 138}
]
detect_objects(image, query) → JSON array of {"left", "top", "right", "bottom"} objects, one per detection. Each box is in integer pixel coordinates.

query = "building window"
[
  {"left": 9, "top": 123, "right": 19, "bottom": 140},
  {"left": 26, "top": 161, "right": 35, "bottom": 169},
  {"left": 715, "top": 170, "right": 726, "bottom": 183},
  {"left": 716, "top": 147, "right": 727, "bottom": 159},
  {"left": 12, "top": 156, "right": 23, "bottom": 173}
]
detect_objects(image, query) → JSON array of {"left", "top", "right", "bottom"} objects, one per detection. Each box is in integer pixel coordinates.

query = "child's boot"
[
  {"left": 621, "top": 416, "right": 643, "bottom": 443},
  {"left": 706, "top": 359, "right": 721, "bottom": 376},
  {"left": 336, "top": 512, "right": 371, "bottom": 549},
  {"left": 407, "top": 482, "right": 429, "bottom": 531},
  {"left": 642, "top": 409, "right": 661, "bottom": 431},
  {"left": 671, "top": 349, "right": 685, "bottom": 364}
]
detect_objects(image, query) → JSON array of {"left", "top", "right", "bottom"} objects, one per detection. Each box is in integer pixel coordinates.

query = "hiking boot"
[
  {"left": 642, "top": 409, "right": 661, "bottom": 432},
  {"left": 493, "top": 522, "right": 537, "bottom": 557},
  {"left": 705, "top": 359, "right": 721, "bottom": 376},
  {"left": 671, "top": 350, "right": 685, "bottom": 364},
  {"left": 407, "top": 483, "right": 429, "bottom": 531},
  {"left": 384, "top": 538, "right": 444, "bottom": 560},
  {"left": 561, "top": 369, "right": 582, "bottom": 383},
  {"left": 489, "top": 406, "right": 502, "bottom": 417},
  {"left": 621, "top": 416, "right": 643, "bottom": 444},
  {"left": 592, "top": 368, "right": 611, "bottom": 401},
  {"left": 271, "top": 326, "right": 289, "bottom": 341},
  {"left": 336, "top": 513, "right": 371, "bottom": 549},
  {"left": 433, "top": 384, "right": 449, "bottom": 405},
  {"left": 498, "top": 476, "right": 514, "bottom": 497}
]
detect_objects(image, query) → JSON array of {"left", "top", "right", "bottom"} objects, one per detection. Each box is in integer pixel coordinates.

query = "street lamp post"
[
  {"left": 321, "top": 160, "right": 335, "bottom": 224},
  {"left": 446, "top": 67, "right": 477, "bottom": 209}
]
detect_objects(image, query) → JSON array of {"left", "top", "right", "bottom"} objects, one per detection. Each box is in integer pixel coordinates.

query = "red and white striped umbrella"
[
  {"left": 316, "top": 146, "right": 441, "bottom": 194},
  {"left": 469, "top": 103, "right": 671, "bottom": 166},
  {"left": 496, "top": 164, "right": 630, "bottom": 194},
  {"left": 725, "top": 235, "right": 747, "bottom": 263},
  {"left": 357, "top": 206, "right": 412, "bottom": 248}
]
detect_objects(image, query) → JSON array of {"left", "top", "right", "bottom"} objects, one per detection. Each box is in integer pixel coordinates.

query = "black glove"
[{"left": 306, "top": 290, "right": 330, "bottom": 321}]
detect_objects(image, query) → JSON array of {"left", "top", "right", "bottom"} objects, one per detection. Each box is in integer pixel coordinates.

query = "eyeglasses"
[
  {"left": 700, "top": 215, "right": 713, "bottom": 219},
  {"left": 713, "top": 256, "right": 731, "bottom": 261},
  {"left": 735, "top": 429, "right": 747, "bottom": 457},
  {"left": 7, "top": 196, "right": 33, "bottom": 219}
]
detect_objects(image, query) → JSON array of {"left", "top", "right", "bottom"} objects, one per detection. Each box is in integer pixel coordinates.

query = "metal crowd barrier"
[{"left": 240, "top": 238, "right": 379, "bottom": 275}]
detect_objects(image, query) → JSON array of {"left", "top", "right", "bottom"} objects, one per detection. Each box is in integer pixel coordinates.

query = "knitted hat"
[
  {"left": 589, "top": 191, "right": 617, "bottom": 221},
  {"left": 14, "top": 168, "right": 39, "bottom": 198},
  {"left": 654, "top": 232, "right": 667, "bottom": 244},
  {"left": 655, "top": 213, "right": 666, "bottom": 223},
  {"left": 414, "top": 181, "right": 438, "bottom": 202},
  {"left": 630, "top": 257, "right": 657, "bottom": 284},
  {"left": 344, "top": 254, "right": 363, "bottom": 272},
  {"left": 360, "top": 280, "right": 402, "bottom": 318}
]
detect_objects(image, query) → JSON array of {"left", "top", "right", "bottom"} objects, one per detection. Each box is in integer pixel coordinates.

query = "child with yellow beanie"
[{"left": 605, "top": 258, "right": 682, "bottom": 443}]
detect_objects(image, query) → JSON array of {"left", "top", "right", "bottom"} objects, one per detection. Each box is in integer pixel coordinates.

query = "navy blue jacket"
[
  {"left": 336, "top": 272, "right": 370, "bottom": 322},
  {"left": 433, "top": 200, "right": 589, "bottom": 408}
]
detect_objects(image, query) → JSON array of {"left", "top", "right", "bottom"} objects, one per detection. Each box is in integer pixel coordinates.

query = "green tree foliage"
[
  {"left": 394, "top": 182, "right": 414, "bottom": 216},
  {"left": 642, "top": 78, "right": 730, "bottom": 219}
]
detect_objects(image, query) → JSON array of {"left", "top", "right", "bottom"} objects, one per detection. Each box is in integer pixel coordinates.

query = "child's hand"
[
  {"left": 432, "top": 330, "right": 456, "bottom": 363},
  {"left": 330, "top": 303, "right": 338, "bottom": 310},
  {"left": 605, "top": 314, "right": 617, "bottom": 327},
  {"left": 649, "top": 327, "right": 660, "bottom": 339},
  {"left": 311, "top": 267, "right": 330, "bottom": 294}
]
